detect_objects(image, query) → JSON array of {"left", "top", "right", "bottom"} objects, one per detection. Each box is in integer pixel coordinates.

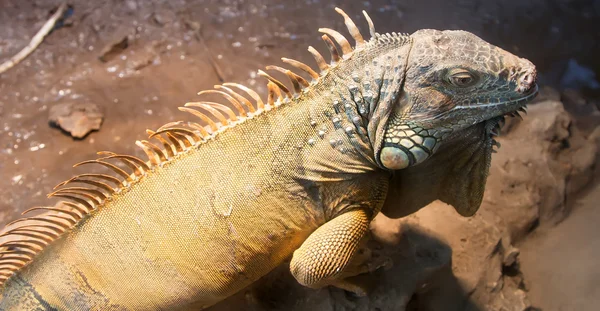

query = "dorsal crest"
[{"left": 0, "top": 8, "right": 396, "bottom": 286}]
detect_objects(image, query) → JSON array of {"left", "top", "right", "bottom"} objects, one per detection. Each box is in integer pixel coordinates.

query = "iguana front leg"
[{"left": 289, "top": 209, "right": 375, "bottom": 294}]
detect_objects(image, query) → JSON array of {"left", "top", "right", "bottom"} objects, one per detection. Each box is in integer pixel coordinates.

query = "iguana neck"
[
  {"left": 298, "top": 34, "right": 414, "bottom": 175},
  {"left": 380, "top": 118, "right": 497, "bottom": 218}
]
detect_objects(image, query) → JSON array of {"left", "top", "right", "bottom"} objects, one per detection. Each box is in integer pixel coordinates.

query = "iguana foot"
[
  {"left": 290, "top": 209, "right": 393, "bottom": 296},
  {"left": 289, "top": 209, "right": 371, "bottom": 289},
  {"left": 329, "top": 274, "right": 370, "bottom": 297}
]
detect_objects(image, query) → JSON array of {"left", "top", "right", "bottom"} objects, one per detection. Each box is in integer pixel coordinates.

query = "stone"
[
  {"left": 589, "top": 125, "right": 600, "bottom": 144},
  {"left": 48, "top": 102, "right": 104, "bottom": 138},
  {"left": 98, "top": 33, "right": 129, "bottom": 63}
]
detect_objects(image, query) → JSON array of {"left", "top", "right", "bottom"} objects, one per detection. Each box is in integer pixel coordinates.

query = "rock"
[
  {"left": 125, "top": 0, "right": 138, "bottom": 12},
  {"left": 151, "top": 10, "right": 176, "bottom": 27},
  {"left": 510, "top": 100, "right": 597, "bottom": 213},
  {"left": 483, "top": 100, "right": 597, "bottom": 232},
  {"left": 126, "top": 47, "right": 157, "bottom": 71},
  {"left": 98, "top": 33, "right": 129, "bottom": 63},
  {"left": 48, "top": 102, "right": 104, "bottom": 138},
  {"left": 561, "top": 126, "right": 598, "bottom": 197},
  {"left": 519, "top": 100, "right": 571, "bottom": 148},
  {"left": 501, "top": 235, "right": 520, "bottom": 267},
  {"left": 590, "top": 125, "right": 600, "bottom": 144}
]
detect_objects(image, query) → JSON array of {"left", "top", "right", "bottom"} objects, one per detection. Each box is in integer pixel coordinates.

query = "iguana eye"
[{"left": 447, "top": 70, "right": 477, "bottom": 87}]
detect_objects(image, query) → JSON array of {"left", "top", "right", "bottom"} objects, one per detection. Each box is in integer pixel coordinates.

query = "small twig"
[
  {"left": 0, "top": 3, "right": 69, "bottom": 75},
  {"left": 185, "top": 20, "right": 226, "bottom": 82}
]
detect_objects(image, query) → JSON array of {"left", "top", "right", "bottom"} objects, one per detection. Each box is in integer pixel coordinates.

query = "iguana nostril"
[{"left": 517, "top": 71, "right": 536, "bottom": 93}]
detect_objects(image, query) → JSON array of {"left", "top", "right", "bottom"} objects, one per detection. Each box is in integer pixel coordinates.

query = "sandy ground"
[{"left": 520, "top": 183, "right": 600, "bottom": 311}]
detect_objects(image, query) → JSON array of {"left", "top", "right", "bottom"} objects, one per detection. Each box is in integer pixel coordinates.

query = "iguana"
[{"left": 0, "top": 8, "right": 537, "bottom": 310}]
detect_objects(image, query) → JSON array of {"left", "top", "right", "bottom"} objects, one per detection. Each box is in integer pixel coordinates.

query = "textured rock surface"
[{"left": 48, "top": 102, "right": 104, "bottom": 138}]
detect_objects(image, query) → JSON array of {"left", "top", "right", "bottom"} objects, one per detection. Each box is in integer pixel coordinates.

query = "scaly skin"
[{"left": 0, "top": 8, "right": 537, "bottom": 310}]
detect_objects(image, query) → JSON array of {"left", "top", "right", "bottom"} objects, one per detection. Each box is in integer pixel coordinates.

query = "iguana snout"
[
  {"left": 377, "top": 30, "right": 538, "bottom": 170},
  {"left": 516, "top": 64, "right": 537, "bottom": 95}
]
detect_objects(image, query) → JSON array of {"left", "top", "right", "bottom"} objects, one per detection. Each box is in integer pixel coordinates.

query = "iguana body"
[{"left": 0, "top": 8, "right": 537, "bottom": 310}]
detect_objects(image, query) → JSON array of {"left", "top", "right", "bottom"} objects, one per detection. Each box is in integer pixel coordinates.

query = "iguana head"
[
  {"left": 377, "top": 29, "right": 538, "bottom": 170},
  {"left": 368, "top": 29, "right": 537, "bottom": 217}
]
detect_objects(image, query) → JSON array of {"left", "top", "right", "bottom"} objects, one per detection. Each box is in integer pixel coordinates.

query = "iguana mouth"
[
  {"left": 455, "top": 83, "right": 538, "bottom": 111},
  {"left": 487, "top": 84, "right": 539, "bottom": 151},
  {"left": 499, "top": 83, "right": 538, "bottom": 121}
]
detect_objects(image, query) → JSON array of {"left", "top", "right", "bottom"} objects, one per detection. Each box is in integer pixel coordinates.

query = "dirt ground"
[
  {"left": 520, "top": 183, "right": 600, "bottom": 311},
  {"left": 1, "top": 0, "right": 599, "bottom": 310}
]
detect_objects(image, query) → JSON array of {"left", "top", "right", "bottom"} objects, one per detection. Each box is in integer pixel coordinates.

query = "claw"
[
  {"left": 518, "top": 107, "right": 528, "bottom": 115},
  {"left": 514, "top": 111, "right": 523, "bottom": 120}
]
